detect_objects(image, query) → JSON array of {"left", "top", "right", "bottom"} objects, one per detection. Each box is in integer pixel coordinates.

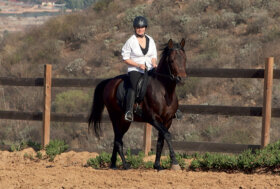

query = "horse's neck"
[{"left": 155, "top": 58, "right": 177, "bottom": 94}]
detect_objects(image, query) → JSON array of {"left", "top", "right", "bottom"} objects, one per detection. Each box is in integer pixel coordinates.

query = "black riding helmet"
[{"left": 133, "top": 16, "right": 148, "bottom": 28}]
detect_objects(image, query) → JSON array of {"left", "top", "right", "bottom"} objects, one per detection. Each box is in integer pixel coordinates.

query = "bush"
[
  {"left": 53, "top": 90, "right": 91, "bottom": 113},
  {"left": 92, "top": 0, "right": 112, "bottom": 12},
  {"left": 190, "top": 140, "right": 280, "bottom": 172},
  {"left": 86, "top": 151, "right": 186, "bottom": 169},
  {"left": 176, "top": 77, "right": 200, "bottom": 98},
  {"left": 10, "top": 141, "right": 27, "bottom": 152},
  {"left": 126, "top": 149, "right": 144, "bottom": 169},
  {"left": 87, "top": 152, "right": 114, "bottom": 169},
  {"left": 36, "top": 151, "right": 43, "bottom": 159},
  {"left": 27, "top": 140, "right": 42, "bottom": 152},
  {"left": 45, "top": 140, "right": 68, "bottom": 161},
  {"left": 187, "top": 0, "right": 213, "bottom": 15}
]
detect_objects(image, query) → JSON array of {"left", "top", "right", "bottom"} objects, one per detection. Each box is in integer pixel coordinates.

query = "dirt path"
[{"left": 0, "top": 148, "right": 280, "bottom": 189}]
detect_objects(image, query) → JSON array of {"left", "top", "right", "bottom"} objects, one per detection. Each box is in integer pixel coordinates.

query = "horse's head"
[{"left": 157, "top": 39, "right": 187, "bottom": 83}]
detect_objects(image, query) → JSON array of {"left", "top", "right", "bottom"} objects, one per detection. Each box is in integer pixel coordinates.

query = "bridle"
[{"left": 154, "top": 48, "right": 184, "bottom": 83}]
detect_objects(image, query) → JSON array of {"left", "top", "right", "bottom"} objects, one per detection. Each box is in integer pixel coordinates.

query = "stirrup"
[
  {"left": 174, "top": 109, "right": 182, "bottom": 120},
  {"left": 125, "top": 111, "right": 134, "bottom": 122}
]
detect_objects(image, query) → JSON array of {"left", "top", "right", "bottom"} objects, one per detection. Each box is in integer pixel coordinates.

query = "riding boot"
[{"left": 125, "top": 88, "right": 135, "bottom": 122}]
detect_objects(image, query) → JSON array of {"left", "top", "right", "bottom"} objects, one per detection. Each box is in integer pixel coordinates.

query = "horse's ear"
[
  {"left": 168, "top": 39, "right": 173, "bottom": 49},
  {"left": 180, "top": 38, "right": 185, "bottom": 49}
]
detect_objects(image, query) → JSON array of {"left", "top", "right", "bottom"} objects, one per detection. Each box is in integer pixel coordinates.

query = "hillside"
[{"left": 1, "top": 0, "right": 280, "bottom": 152}]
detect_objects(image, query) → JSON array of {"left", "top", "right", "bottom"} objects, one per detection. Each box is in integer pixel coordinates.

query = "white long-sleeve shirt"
[{"left": 122, "top": 34, "right": 157, "bottom": 73}]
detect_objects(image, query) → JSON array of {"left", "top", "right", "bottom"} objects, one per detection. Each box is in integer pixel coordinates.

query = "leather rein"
[{"left": 154, "top": 48, "right": 183, "bottom": 83}]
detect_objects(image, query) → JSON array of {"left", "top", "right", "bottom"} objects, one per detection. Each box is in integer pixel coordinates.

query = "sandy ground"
[{"left": 0, "top": 148, "right": 280, "bottom": 189}]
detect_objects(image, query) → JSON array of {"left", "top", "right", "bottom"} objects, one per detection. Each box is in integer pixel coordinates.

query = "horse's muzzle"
[{"left": 175, "top": 76, "right": 181, "bottom": 84}]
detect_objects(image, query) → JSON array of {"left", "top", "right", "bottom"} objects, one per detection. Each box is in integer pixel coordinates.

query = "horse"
[{"left": 88, "top": 38, "right": 187, "bottom": 170}]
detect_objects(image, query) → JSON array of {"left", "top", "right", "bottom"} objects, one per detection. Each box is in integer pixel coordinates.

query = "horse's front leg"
[
  {"left": 150, "top": 120, "right": 180, "bottom": 170},
  {"left": 153, "top": 132, "right": 164, "bottom": 170}
]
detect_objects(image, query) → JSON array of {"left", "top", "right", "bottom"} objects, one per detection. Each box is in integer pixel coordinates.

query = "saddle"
[{"left": 116, "top": 69, "right": 151, "bottom": 116}]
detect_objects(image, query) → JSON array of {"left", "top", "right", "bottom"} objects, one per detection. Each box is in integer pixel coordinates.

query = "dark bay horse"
[{"left": 88, "top": 39, "right": 187, "bottom": 170}]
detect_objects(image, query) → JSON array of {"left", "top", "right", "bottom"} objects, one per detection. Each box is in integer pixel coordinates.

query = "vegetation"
[
  {"left": 53, "top": 90, "right": 91, "bottom": 113},
  {"left": 190, "top": 140, "right": 280, "bottom": 172},
  {"left": 10, "top": 140, "right": 42, "bottom": 152},
  {"left": 87, "top": 151, "right": 114, "bottom": 168},
  {"left": 87, "top": 149, "right": 186, "bottom": 169},
  {"left": 63, "top": 0, "right": 99, "bottom": 10},
  {"left": 1, "top": 0, "right": 280, "bottom": 152},
  {"left": 45, "top": 139, "right": 69, "bottom": 161},
  {"left": 86, "top": 141, "right": 280, "bottom": 173}
]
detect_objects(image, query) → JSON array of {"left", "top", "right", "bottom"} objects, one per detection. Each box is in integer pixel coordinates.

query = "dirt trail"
[{"left": 0, "top": 148, "right": 280, "bottom": 189}]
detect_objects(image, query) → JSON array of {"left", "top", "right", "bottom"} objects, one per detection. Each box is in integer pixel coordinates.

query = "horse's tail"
[{"left": 88, "top": 78, "right": 112, "bottom": 137}]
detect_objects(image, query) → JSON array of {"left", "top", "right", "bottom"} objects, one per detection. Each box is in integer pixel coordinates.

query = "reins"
[{"left": 154, "top": 47, "right": 183, "bottom": 83}]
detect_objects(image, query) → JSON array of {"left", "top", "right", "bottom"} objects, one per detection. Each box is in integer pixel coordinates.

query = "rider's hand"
[
  {"left": 152, "top": 63, "right": 157, "bottom": 68},
  {"left": 138, "top": 64, "right": 146, "bottom": 70}
]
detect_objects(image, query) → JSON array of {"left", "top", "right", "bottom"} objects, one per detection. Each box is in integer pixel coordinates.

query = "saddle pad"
[{"left": 116, "top": 73, "right": 150, "bottom": 111}]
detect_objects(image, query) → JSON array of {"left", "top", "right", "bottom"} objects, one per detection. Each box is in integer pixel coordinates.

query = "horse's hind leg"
[{"left": 110, "top": 119, "right": 131, "bottom": 169}]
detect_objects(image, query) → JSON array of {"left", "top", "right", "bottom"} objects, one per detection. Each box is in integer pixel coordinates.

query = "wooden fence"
[{"left": 0, "top": 57, "right": 279, "bottom": 154}]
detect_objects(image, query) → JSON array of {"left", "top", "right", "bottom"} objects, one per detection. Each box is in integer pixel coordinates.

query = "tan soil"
[{"left": 0, "top": 148, "right": 280, "bottom": 189}]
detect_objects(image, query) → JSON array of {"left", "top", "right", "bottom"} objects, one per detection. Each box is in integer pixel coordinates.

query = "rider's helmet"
[{"left": 133, "top": 16, "right": 148, "bottom": 28}]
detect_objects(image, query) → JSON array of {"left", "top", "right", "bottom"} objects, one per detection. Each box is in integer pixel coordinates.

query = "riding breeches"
[{"left": 128, "top": 71, "right": 143, "bottom": 91}]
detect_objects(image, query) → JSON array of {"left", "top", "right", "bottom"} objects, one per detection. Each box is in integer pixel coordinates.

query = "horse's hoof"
[
  {"left": 171, "top": 164, "right": 181, "bottom": 171},
  {"left": 123, "top": 163, "right": 131, "bottom": 170},
  {"left": 110, "top": 165, "right": 117, "bottom": 170},
  {"left": 153, "top": 165, "right": 165, "bottom": 171}
]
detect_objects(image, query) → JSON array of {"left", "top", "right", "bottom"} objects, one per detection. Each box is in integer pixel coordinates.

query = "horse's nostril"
[{"left": 175, "top": 76, "right": 182, "bottom": 84}]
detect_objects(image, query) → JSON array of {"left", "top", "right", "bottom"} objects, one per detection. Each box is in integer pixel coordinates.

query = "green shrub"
[
  {"left": 254, "top": 141, "right": 280, "bottom": 168},
  {"left": 24, "top": 153, "right": 34, "bottom": 160},
  {"left": 27, "top": 140, "right": 42, "bottom": 152},
  {"left": 10, "top": 141, "right": 28, "bottom": 152},
  {"left": 87, "top": 152, "right": 113, "bottom": 169},
  {"left": 53, "top": 90, "right": 91, "bottom": 113},
  {"left": 36, "top": 151, "right": 43, "bottom": 159},
  {"left": 237, "top": 149, "right": 258, "bottom": 171},
  {"left": 124, "top": 4, "right": 147, "bottom": 24},
  {"left": 87, "top": 157, "right": 101, "bottom": 169},
  {"left": 190, "top": 159, "right": 201, "bottom": 170},
  {"left": 190, "top": 140, "right": 280, "bottom": 172},
  {"left": 45, "top": 140, "right": 68, "bottom": 161},
  {"left": 126, "top": 149, "right": 144, "bottom": 169},
  {"left": 143, "top": 161, "right": 154, "bottom": 169},
  {"left": 160, "top": 156, "right": 171, "bottom": 169},
  {"left": 93, "top": 0, "right": 112, "bottom": 12},
  {"left": 10, "top": 140, "right": 41, "bottom": 152},
  {"left": 187, "top": 0, "right": 213, "bottom": 15},
  {"left": 176, "top": 78, "right": 200, "bottom": 98}
]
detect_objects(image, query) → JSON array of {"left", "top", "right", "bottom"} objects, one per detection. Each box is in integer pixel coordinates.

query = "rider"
[{"left": 121, "top": 16, "right": 157, "bottom": 122}]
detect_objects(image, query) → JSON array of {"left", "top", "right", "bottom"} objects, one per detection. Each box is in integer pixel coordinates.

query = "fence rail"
[
  {"left": 2, "top": 106, "right": 280, "bottom": 122},
  {"left": 1, "top": 68, "right": 280, "bottom": 87},
  {"left": 0, "top": 58, "right": 277, "bottom": 154}
]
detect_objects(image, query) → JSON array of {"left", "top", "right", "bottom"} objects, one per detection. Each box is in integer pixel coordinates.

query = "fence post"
[
  {"left": 42, "top": 64, "right": 52, "bottom": 147},
  {"left": 144, "top": 123, "right": 152, "bottom": 156},
  {"left": 261, "top": 57, "right": 274, "bottom": 147}
]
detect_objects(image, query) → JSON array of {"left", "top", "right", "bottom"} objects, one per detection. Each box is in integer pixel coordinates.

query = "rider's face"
[{"left": 135, "top": 27, "right": 146, "bottom": 36}]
